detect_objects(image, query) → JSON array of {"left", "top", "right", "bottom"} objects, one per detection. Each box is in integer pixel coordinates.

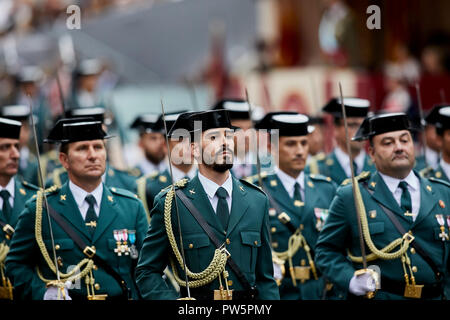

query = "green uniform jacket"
[
  {"left": 422, "top": 164, "right": 450, "bottom": 183},
  {"left": 135, "top": 175, "right": 280, "bottom": 300},
  {"left": 315, "top": 171, "right": 450, "bottom": 300},
  {"left": 136, "top": 170, "right": 171, "bottom": 218},
  {"left": 5, "top": 182, "right": 148, "bottom": 300},
  {"left": 0, "top": 179, "right": 38, "bottom": 244},
  {"left": 247, "top": 172, "right": 339, "bottom": 300},
  {"left": 22, "top": 150, "right": 61, "bottom": 187},
  {"left": 306, "top": 150, "right": 376, "bottom": 185},
  {"left": 45, "top": 164, "right": 138, "bottom": 193}
]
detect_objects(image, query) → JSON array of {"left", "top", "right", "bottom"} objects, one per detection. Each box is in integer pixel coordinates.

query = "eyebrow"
[{"left": 380, "top": 132, "right": 409, "bottom": 142}]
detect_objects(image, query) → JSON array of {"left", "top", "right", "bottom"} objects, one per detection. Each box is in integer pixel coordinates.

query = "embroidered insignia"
[
  {"left": 439, "top": 200, "right": 445, "bottom": 208},
  {"left": 19, "top": 188, "right": 26, "bottom": 195},
  {"left": 159, "top": 175, "right": 167, "bottom": 183},
  {"left": 239, "top": 185, "right": 244, "bottom": 192},
  {"left": 426, "top": 185, "right": 432, "bottom": 192},
  {"left": 60, "top": 195, "right": 66, "bottom": 201},
  {"left": 294, "top": 200, "right": 304, "bottom": 207},
  {"left": 370, "top": 182, "right": 376, "bottom": 188},
  {"left": 189, "top": 189, "right": 195, "bottom": 195},
  {"left": 108, "top": 195, "right": 114, "bottom": 202},
  {"left": 270, "top": 180, "right": 277, "bottom": 187},
  {"left": 369, "top": 210, "right": 377, "bottom": 219},
  {"left": 307, "top": 181, "right": 314, "bottom": 188}
]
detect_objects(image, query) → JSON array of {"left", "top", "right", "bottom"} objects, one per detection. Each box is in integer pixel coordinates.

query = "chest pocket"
[
  {"left": 182, "top": 233, "right": 211, "bottom": 272},
  {"left": 240, "top": 231, "right": 261, "bottom": 273}
]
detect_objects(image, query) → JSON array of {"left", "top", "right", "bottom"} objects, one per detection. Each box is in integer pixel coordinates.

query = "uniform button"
[
  {"left": 94, "top": 283, "right": 100, "bottom": 290},
  {"left": 299, "top": 224, "right": 304, "bottom": 231},
  {"left": 189, "top": 243, "right": 194, "bottom": 249},
  {"left": 410, "top": 248, "right": 416, "bottom": 254},
  {"left": 271, "top": 227, "right": 276, "bottom": 233},
  {"left": 93, "top": 265, "right": 98, "bottom": 270},
  {"left": 272, "top": 242, "right": 278, "bottom": 248},
  {"left": 226, "top": 238, "right": 230, "bottom": 245},
  {"left": 227, "top": 280, "right": 233, "bottom": 286},
  {"left": 55, "top": 244, "right": 60, "bottom": 250},
  {"left": 412, "top": 266, "right": 418, "bottom": 273},
  {"left": 254, "top": 240, "right": 258, "bottom": 245}
]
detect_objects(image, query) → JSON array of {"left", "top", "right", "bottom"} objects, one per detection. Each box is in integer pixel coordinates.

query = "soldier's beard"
[{"left": 212, "top": 162, "right": 233, "bottom": 173}]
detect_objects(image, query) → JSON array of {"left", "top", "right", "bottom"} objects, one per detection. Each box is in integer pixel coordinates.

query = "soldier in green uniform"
[
  {"left": 5, "top": 117, "right": 148, "bottom": 300},
  {"left": 247, "top": 112, "right": 339, "bottom": 300},
  {"left": 415, "top": 104, "right": 444, "bottom": 173},
  {"left": 306, "top": 115, "right": 326, "bottom": 175},
  {"left": 130, "top": 114, "right": 168, "bottom": 177},
  {"left": 0, "top": 105, "right": 36, "bottom": 180},
  {"left": 315, "top": 112, "right": 450, "bottom": 300},
  {"left": 135, "top": 109, "right": 280, "bottom": 300},
  {"left": 0, "top": 117, "right": 38, "bottom": 300},
  {"left": 45, "top": 108, "right": 138, "bottom": 193},
  {"left": 423, "top": 106, "right": 450, "bottom": 182},
  {"left": 306, "top": 98, "right": 375, "bottom": 184},
  {"left": 136, "top": 111, "right": 197, "bottom": 218}
]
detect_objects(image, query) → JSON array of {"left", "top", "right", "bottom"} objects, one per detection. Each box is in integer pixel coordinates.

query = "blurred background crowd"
[{"left": 0, "top": 0, "right": 449, "bottom": 170}]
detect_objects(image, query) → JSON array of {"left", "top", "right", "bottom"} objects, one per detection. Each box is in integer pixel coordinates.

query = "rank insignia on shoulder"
[
  {"left": 270, "top": 180, "right": 277, "bottom": 187},
  {"left": 159, "top": 175, "right": 167, "bottom": 183},
  {"left": 435, "top": 171, "right": 442, "bottom": 178},
  {"left": 19, "top": 188, "right": 26, "bottom": 195}
]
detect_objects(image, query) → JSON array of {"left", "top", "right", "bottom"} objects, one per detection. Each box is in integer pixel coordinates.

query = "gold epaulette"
[
  {"left": 341, "top": 171, "right": 371, "bottom": 186},
  {"left": 313, "top": 152, "right": 326, "bottom": 161}
]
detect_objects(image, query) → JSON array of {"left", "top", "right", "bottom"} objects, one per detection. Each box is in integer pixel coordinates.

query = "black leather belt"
[{"left": 380, "top": 277, "right": 442, "bottom": 299}]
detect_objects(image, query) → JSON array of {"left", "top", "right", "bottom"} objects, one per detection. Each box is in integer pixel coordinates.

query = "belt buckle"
[
  {"left": 294, "top": 266, "right": 311, "bottom": 282},
  {"left": 83, "top": 246, "right": 96, "bottom": 258},
  {"left": 2, "top": 224, "right": 14, "bottom": 240},
  {"left": 402, "top": 232, "right": 415, "bottom": 243},
  {"left": 404, "top": 284, "right": 423, "bottom": 299},
  {"left": 218, "top": 243, "right": 231, "bottom": 258}
]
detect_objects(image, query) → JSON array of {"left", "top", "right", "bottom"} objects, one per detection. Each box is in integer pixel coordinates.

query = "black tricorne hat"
[
  {"left": 130, "top": 114, "right": 163, "bottom": 134},
  {"left": 44, "top": 117, "right": 112, "bottom": 144},
  {"left": 436, "top": 106, "right": 450, "bottom": 131},
  {"left": 425, "top": 104, "right": 447, "bottom": 126},
  {"left": 0, "top": 117, "right": 21, "bottom": 140},
  {"left": 65, "top": 107, "right": 106, "bottom": 123},
  {"left": 167, "top": 111, "right": 199, "bottom": 138},
  {"left": 155, "top": 110, "right": 190, "bottom": 135},
  {"left": 212, "top": 99, "right": 250, "bottom": 120},
  {"left": 352, "top": 112, "right": 415, "bottom": 141},
  {"left": 323, "top": 97, "right": 370, "bottom": 118},
  {"left": 255, "top": 111, "right": 312, "bottom": 136},
  {"left": 184, "top": 109, "right": 237, "bottom": 134}
]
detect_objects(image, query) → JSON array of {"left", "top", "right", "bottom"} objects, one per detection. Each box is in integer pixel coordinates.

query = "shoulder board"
[
  {"left": 341, "top": 171, "right": 371, "bottom": 186},
  {"left": 21, "top": 180, "right": 39, "bottom": 190},
  {"left": 308, "top": 173, "right": 333, "bottom": 183},
  {"left": 243, "top": 171, "right": 270, "bottom": 184},
  {"left": 109, "top": 186, "right": 140, "bottom": 200},
  {"left": 136, "top": 171, "right": 159, "bottom": 184},
  {"left": 428, "top": 177, "right": 450, "bottom": 188},
  {"left": 239, "top": 178, "right": 266, "bottom": 195},
  {"left": 419, "top": 166, "right": 433, "bottom": 177},
  {"left": 159, "top": 178, "right": 189, "bottom": 195},
  {"left": 127, "top": 167, "right": 142, "bottom": 177}
]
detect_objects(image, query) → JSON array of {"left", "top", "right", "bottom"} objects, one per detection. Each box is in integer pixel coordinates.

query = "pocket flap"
[
  {"left": 240, "top": 231, "right": 261, "bottom": 247},
  {"left": 45, "top": 238, "right": 74, "bottom": 250},
  {"left": 183, "top": 233, "right": 210, "bottom": 249}
]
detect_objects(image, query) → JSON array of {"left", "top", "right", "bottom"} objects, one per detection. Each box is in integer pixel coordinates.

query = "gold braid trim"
[
  {"left": 136, "top": 175, "right": 151, "bottom": 223},
  {"left": 164, "top": 179, "right": 228, "bottom": 288},
  {"left": 34, "top": 187, "right": 94, "bottom": 285},
  {"left": 348, "top": 179, "right": 413, "bottom": 262}
]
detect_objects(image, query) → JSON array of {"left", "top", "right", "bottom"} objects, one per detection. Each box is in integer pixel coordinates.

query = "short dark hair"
[{"left": 60, "top": 143, "right": 69, "bottom": 154}]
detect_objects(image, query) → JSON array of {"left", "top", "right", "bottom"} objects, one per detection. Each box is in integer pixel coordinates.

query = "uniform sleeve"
[
  {"left": 314, "top": 187, "right": 356, "bottom": 293},
  {"left": 135, "top": 196, "right": 178, "bottom": 300},
  {"left": 255, "top": 197, "right": 280, "bottom": 300},
  {"left": 5, "top": 203, "right": 47, "bottom": 300}
]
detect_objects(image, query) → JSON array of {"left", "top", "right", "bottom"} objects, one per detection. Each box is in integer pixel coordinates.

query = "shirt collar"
[
  {"left": 198, "top": 171, "right": 233, "bottom": 199},
  {"left": 378, "top": 170, "right": 420, "bottom": 193},
  {"left": 172, "top": 165, "right": 197, "bottom": 181},
  {"left": 334, "top": 146, "right": 366, "bottom": 171},
  {"left": 69, "top": 180, "right": 103, "bottom": 208},
  {"left": 0, "top": 177, "right": 15, "bottom": 199},
  {"left": 440, "top": 158, "right": 450, "bottom": 178},
  {"left": 275, "top": 166, "right": 304, "bottom": 193}
]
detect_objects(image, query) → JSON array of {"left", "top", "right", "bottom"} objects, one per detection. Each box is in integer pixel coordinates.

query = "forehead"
[
  {"left": 0, "top": 138, "right": 19, "bottom": 145},
  {"left": 203, "top": 127, "right": 233, "bottom": 136},
  {"left": 373, "top": 130, "right": 411, "bottom": 142},
  {"left": 280, "top": 135, "right": 308, "bottom": 143},
  {"left": 68, "top": 139, "right": 105, "bottom": 148}
]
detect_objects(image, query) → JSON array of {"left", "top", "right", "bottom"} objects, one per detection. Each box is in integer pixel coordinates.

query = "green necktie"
[
  {"left": 352, "top": 160, "right": 358, "bottom": 176},
  {"left": 293, "top": 182, "right": 302, "bottom": 202},
  {"left": 0, "top": 190, "right": 12, "bottom": 222},
  {"left": 85, "top": 194, "right": 98, "bottom": 237},
  {"left": 398, "top": 181, "right": 412, "bottom": 214},
  {"left": 216, "top": 187, "right": 229, "bottom": 231}
]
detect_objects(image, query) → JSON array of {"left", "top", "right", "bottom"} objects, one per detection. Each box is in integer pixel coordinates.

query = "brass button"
[
  {"left": 272, "top": 242, "right": 278, "bottom": 248},
  {"left": 226, "top": 238, "right": 230, "bottom": 245},
  {"left": 299, "top": 224, "right": 304, "bottom": 231},
  {"left": 254, "top": 240, "right": 258, "bottom": 245},
  {"left": 412, "top": 266, "right": 418, "bottom": 273},
  {"left": 410, "top": 248, "right": 416, "bottom": 254},
  {"left": 227, "top": 280, "right": 233, "bottom": 286},
  {"left": 94, "top": 283, "right": 100, "bottom": 290},
  {"left": 93, "top": 265, "right": 98, "bottom": 270},
  {"left": 271, "top": 227, "right": 276, "bottom": 233},
  {"left": 189, "top": 243, "right": 194, "bottom": 249},
  {"left": 55, "top": 244, "right": 60, "bottom": 250}
]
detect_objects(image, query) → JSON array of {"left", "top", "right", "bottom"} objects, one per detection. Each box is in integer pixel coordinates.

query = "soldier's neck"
[
  {"left": 0, "top": 175, "right": 13, "bottom": 188},
  {"left": 336, "top": 142, "right": 361, "bottom": 159},
  {"left": 68, "top": 175, "right": 102, "bottom": 193},
  {"left": 173, "top": 163, "right": 193, "bottom": 174},
  {"left": 198, "top": 166, "right": 229, "bottom": 186}
]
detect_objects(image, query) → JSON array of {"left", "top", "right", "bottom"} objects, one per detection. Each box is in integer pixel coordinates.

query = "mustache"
[
  {"left": 214, "top": 147, "right": 234, "bottom": 157},
  {"left": 391, "top": 151, "right": 409, "bottom": 160}
]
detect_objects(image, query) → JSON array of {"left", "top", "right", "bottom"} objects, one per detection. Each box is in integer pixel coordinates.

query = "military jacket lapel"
[
  {"left": 227, "top": 177, "right": 249, "bottom": 235},
  {"left": 92, "top": 186, "right": 119, "bottom": 243}
]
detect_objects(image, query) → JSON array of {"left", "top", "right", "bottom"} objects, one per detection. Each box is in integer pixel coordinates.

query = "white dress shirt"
[
  {"left": 69, "top": 181, "right": 103, "bottom": 220},
  {"left": 379, "top": 171, "right": 421, "bottom": 221},
  {"left": 0, "top": 177, "right": 15, "bottom": 208},
  {"left": 440, "top": 158, "right": 450, "bottom": 181},
  {"left": 425, "top": 146, "right": 440, "bottom": 170},
  {"left": 198, "top": 172, "right": 233, "bottom": 214},
  {"left": 334, "top": 146, "right": 366, "bottom": 178},
  {"left": 172, "top": 165, "right": 197, "bottom": 182},
  {"left": 275, "top": 167, "right": 305, "bottom": 200}
]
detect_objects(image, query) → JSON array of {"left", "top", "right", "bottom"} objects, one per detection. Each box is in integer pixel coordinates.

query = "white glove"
[
  {"left": 272, "top": 262, "right": 283, "bottom": 281},
  {"left": 349, "top": 271, "right": 377, "bottom": 296},
  {"left": 43, "top": 281, "right": 73, "bottom": 300}
]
